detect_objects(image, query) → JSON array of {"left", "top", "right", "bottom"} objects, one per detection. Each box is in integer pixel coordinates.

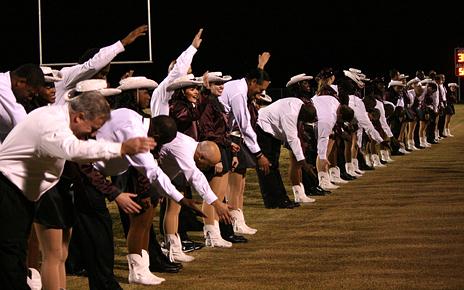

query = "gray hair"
[{"left": 68, "top": 91, "right": 111, "bottom": 121}]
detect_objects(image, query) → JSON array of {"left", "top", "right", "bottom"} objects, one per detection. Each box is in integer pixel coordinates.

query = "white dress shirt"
[
  {"left": 158, "top": 132, "right": 218, "bottom": 205},
  {"left": 312, "top": 95, "right": 339, "bottom": 160},
  {"left": 95, "top": 108, "right": 185, "bottom": 203},
  {"left": 150, "top": 45, "right": 197, "bottom": 117},
  {"left": 0, "top": 105, "right": 122, "bottom": 201},
  {"left": 54, "top": 41, "right": 125, "bottom": 106},
  {"left": 375, "top": 99, "right": 394, "bottom": 138},
  {"left": 0, "top": 72, "right": 28, "bottom": 142},
  {"left": 256, "top": 97, "right": 305, "bottom": 161},
  {"left": 349, "top": 95, "right": 383, "bottom": 147},
  {"left": 219, "top": 78, "right": 260, "bottom": 154}
]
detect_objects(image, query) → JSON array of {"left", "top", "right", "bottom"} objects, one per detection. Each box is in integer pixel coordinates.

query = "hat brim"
[
  {"left": 117, "top": 79, "right": 159, "bottom": 91},
  {"left": 208, "top": 75, "right": 232, "bottom": 83},
  {"left": 286, "top": 76, "right": 313, "bottom": 87},
  {"left": 166, "top": 80, "right": 203, "bottom": 91}
]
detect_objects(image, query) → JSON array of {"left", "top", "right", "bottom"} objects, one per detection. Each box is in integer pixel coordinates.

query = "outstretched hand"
[
  {"left": 121, "top": 24, "right": 148, "bottom": 47},
  {"left": 192, "top": 28, "right": 203, "bottom": 49},
  {"left": 121, "top": 137, "right": 156, "bottom": 155},
  {"left": 258, "top": 52, "right": 271, "bottom": 69}
]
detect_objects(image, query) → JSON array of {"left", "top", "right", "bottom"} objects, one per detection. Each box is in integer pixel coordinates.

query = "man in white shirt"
[
  {"left": 0, "top": 63, "right": 45, "bottom": 142},
  {"left": 255, "top": 97, "right": 318, "bottom": 208},
  {"left": 218, "top": 67, "right": 272, "bottom": 174},
  {"left": 0, "top": 91, "right": 155, "bottom": 290},
  {"left": 148, "top": 115, "right": 231, "bottom": 263}
]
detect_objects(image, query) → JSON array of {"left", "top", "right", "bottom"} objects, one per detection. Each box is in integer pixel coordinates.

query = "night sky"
[{"left": 2, "top": 1, "right": 463, "bottom": 90}]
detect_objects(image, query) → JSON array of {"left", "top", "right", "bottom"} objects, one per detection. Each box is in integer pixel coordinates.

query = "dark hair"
[
  {"left": 149, "top": 115, "right": 177, "bottom": 145},
  {"left": 339, "top": 104, "right": 354, "bottom": 123},
  {"left": 12, "top": 63, "right": 45, "bottom": 88},
  {"left": 245, "top": 68, "right": 270, "bottom": 85},
  {"left": 69, "top": 91, "right": 111, "bottom": 121},
  {"left": 298, "top": 103, "right": 317, "bottom": 123}
]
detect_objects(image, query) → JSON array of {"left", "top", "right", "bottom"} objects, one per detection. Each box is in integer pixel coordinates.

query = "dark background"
[{"left": 1, "top": 0, "right": 463, "bottom": 90}]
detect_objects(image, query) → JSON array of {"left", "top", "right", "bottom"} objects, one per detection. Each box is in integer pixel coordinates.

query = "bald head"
[{"left": 195, "top": 141, "right": 221, "bottom": 170}]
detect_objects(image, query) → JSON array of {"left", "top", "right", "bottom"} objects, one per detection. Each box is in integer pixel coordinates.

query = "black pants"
[
  {"left": 0, "top": 174, "right": 35, "bottom": 290},
  {"left": 255, "top": 126, "right": 290, "bottom": 208},
  {"left": 68, "top": 176, "right": 121, "bottom": 290}
]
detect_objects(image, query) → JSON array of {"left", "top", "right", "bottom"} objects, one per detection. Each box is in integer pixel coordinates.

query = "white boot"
[
  {"left": 165, "top": 234, "right": 195, "bottom": 263},
  {"left": 408, "top": 139, "right": 419, "bottom": 150},
  {"left": 204, "top": 221, "right": 233, "bottom": 248},
  {"left": 230, "top": 209, "right": 257, "bottom": 235},
  {"left": 365, "top": 153, "right": 374, "bottom": 167},
  {"left": 385, "top": 150, "right": 394, "bottom": 162},
  {"left": 318, "top": 171, "right": 339, "bottom": 190},
  {"left": 371, "top": 154, "right": 386, "bottom": 167},
  {"left": 446, "top": 128, "right": 454, "bottom": 137},
  {"left": 352, "top": 159, "right": 365, "bottom": 174},
  {"left": 27, "top": 268, "right": 42, "bottom": 290},
  {"left": 420, "top": 137, "right": 431, "bottom": 148},
  {"left": 345, "top": 162, "right": 361, "bottom": 177},
  {"left": 292, "top": 184, "right": 316, "bottom": 203},
  {"left": 127, "top": 251, "right": 165, "bottom": 285},
  {"left": 328, "top": 167, "right": 348, "bottom": 184},
  {"left": 398, "top": 142, "right": 410, "bottom": 154}
]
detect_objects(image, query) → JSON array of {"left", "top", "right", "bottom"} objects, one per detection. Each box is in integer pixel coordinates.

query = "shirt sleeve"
[
  {"left": 78, "top": 163, "right": 122, "bottom": 201},
  {"left": 55, "top": 41, "right": 125, "bottom": 105},
  {"left": 150, "top": 45, "right": 197, "bottom": 116},
  {"left": 376, "top": 101, "right": 394, "bottom": 138},
  {"left": 316, "top": 121, "right": 332, "bottom": 160},
  {"left": 355, "top": 100, "right": 383, "bottom": 143},
  {"left": 0, "top": 77, "right": 27, "bottom": 128},
  {"left": 173, "top": 147, "right": 218, "bottom": 204},
  {"left": 39, "top": 127, "right": 122, "bottom": 162},
  {"left": 281, "top": 114, "right": 305, "bottom": 161},
  {"left": 230, "top": 92, "right": 261, "bottom": 153}
]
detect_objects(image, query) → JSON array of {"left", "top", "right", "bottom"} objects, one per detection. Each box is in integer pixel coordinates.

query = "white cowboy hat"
[
  {"left": 419, "top": 78, "right": 434, "bottom": 85},
  {"left": 257, "top": 90, "right": 272, "bottom": 103},
  {"left": 204, "top": 71, "right": 232, "bottom": 83},
  {"left": 344, "top": 70, "right": 365, "bottom": 87},
  {"left": 75, "top": 79, "right": 121, "bottom": 97},
  {"left": 286, "top": 73, "right": 314, "bottom": 87},
  {"left": 398, "top": 73, "right": 409, "bottom": 80},
  {"left": 166, "top": 74, "right": 203, "bottom": 91},
  {"left": 117, "top": 76, "right": 158, "bottom": 91},
  {"left": 41, "top": 66, "right": 63, "bottom": 83},
  {"left": 448, "top": 82, "right": 459, "bottom": 88},
  {"left": 348, "top": 68, "right": 362, "bottom": 74},
  {"left": 407, "top": 77, "right": 421, "bottom": 86},
  {"left": 388, "top": 80, "right": 405, "bottom": 88}
]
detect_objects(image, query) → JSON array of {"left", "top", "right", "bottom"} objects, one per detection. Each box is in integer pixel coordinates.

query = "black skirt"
[
  {"left": 34, "top": 182, "right": 75, "bottom": 229},
  {"left": 203, "top": 146, "right": 232, "bottom": 181},
  {"left": 230, "top": 135, "right": 256, "bottom": 170}
]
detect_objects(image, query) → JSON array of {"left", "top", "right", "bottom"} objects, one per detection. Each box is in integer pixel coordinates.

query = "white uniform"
[
  {"left": 311, "top": 95, "right": 339, "bottom": 160},
  {"left": 256, "top": 97, "right": 305, "bottom": 161},
  {"left": 219, "top": 78, "right": 261, "bottom": 154},
  {"left": 158, "top": 132, "right": 218, "bottom": 205}
]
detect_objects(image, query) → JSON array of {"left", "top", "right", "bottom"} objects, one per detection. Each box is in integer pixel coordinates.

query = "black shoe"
[
  {"left": 276, "top": 199, "right": 296, "bottom": 209},
  {"left": 149, "top": 257, "right": 183, "bottom": 273},
  {"left": 68, "top": 268, "right": 88, "bottom": 277},
  {"left": 182, "top": 239, "right": 204, "bottom": 252},
  {"left": 340, "top": 171, "right": 356, "bottom": 181},
  {"left": 309, "top": 185, "right": 330, "bottom": 196},
  {"left": 223, "top": 234, "right": 248, "bottom": 243},
  {"left": 391, "top": 150, "right": 405, "bottom": 156},
  {"left": 359, "top": 163, "right": 375, "bottom": 170}
]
